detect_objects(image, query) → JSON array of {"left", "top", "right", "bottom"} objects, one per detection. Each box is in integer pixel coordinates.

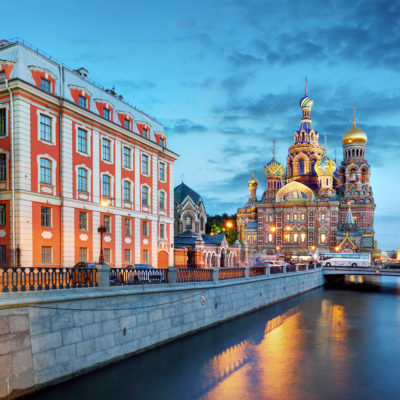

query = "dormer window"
[
  {"left": 103, "top": 108, "right": 110, "bottom": 120},
  {"left": 79, "top": 95, "right": 87, "bottom": 109},
  {"left": 143, "top": 127, "right": 149, "bottom": 139},
  {"left": 124, "top": 118, "right": 130, "bottom": 130},
  {"left": 40, "top": 77, "right": 51, "bottom": 93},
  {"left": 159, "top": 137, "right": 165, "bottom": 147}
]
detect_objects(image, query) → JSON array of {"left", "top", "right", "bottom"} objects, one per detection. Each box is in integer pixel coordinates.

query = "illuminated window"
[
  {"left": 247, "top": 234, "right": 250, "bottom": 242},
  {"left": 40, "top": 115, "right": 52, "bottom": 142},
  {"left": 294, "top": 233, "right": 298, "bottom": 242},
  {"left": 284, "top": 233, "right": 290, "bottom": 242},
  {"left": 104, "top": 215, "right": 111, "bottom": 233},
  {"left": 268, "top": 233, "right": 273, "bottom": 242},
  {"left": 124, "top": 249, "right": 131, "bottom": 262},
  {"left": 301, "top": 233, "right": 306, "bottom": 242},
  {"left": 253, "top": 234, "right": 257, "bottom": 242},
  {"left": 40, "top": 77, "right": 51, "bottom": 93},
  {"left": 293, "top": 213, "right": 298, "bottom": 221},
  {"left": 124, "top": 218, "right": 131, "bottom": 235},
  {"left": 301, "top": 213, "right": 305, "bottom": 221},
  {"left": 79, "top": 247, "right": 88, "bottom": 262},
  {"left": 320, "top": 233, "right": 326, "bottom": 243},
  {"left": 321, "top": 213, "right": 326, "bottom": 221},
  {"left": 79, "top": 212, "right": 88, "bottom": 231},
  {"left": 286, "top": 214, "right": 290, "bottom": 221}
]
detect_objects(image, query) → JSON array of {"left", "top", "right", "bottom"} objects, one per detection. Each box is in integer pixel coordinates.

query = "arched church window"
[
  {"left": 186, "top": 216, "right": 192, "bottom": 229},
  {"left": 299, "top": 160, "right": 305, "bottom": 175},
  {"left": 200, "top": 217, "right": 204, "bottom": 231}
]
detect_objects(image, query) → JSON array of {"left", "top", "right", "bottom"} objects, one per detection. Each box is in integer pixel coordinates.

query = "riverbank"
[{"left": 0, "top": 268, "right": 323, "bottom": 399}]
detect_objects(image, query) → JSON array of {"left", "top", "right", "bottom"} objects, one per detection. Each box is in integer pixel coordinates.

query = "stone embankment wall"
[{"left": 0, "top": 269, "right": 323, "bottom": 399}]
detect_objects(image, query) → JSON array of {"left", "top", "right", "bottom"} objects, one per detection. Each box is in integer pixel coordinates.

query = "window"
[
  {"left": 41, "top": 246, "right": 52, "bottom": 264},
  {"left": 159, "top": 137, "right": 165, "bottom": 147},
  {"left": 286, "top": 214, "right": 290, "bottom": 221},
  {"left": 160, "top": 223, "right": 166, "bottom": 239},
  {"left": 320, "top": 233, "right": 326, "bottom": 243},
  {"left": 79, "top": 212, "right": 88, "bottom": 231},
  {"left": 200, "top": 217, "right": 204, "bottom": 231},
  {"left": 0, "top": 154, "right": 6, "bottom": 180},
  {"left": 284, "top": 233, "right": 290, "bottom": 242},
  {"left": 142, "top": 186, "right": 149, "bottom": 206},
  {"left": 142, "top": 249, "right": 149, "bottom": 262},
  {"left": 301, "top": 233, "right": 306, "bottom": 242},
  {"left": 123, "top": 181, "right": 131, "bottom": 202},
  {"left": 141, "top": 154, "right": 149, "bottom": 175},
  {"left": 142, "top": 221, "right": 149, "bottom": 237},
  {"left": 301, "top": 213, "right": 306, "bottom": 221},
  {"left": 186, "top": 216, "right": 192, "bottom": 229},
  {"left": 0, "top": 245, "right": 6, "bottom": 265},
  {"left": 268, "top": 214, "right": 273, "bottom": 222},
  {"left": 103, "top": 248, "right": 111, "bottom": 262},
  {"left": 123, "top": 147, "right": 131, "bottom": 169},
  {"left": 40, "top": 158, "right": 52, "bottom": 185},
  {"left": 159, "top": 162, "right": 165, "bottom": 181},
  {"left": 104, "top": 215, "right": 111, "bottom": 233},
  {"left": 40, "top": 77, "right": 51, "bottom": 93},
  {"left": 124, "top": 218, "right": 131, "bottom": 235},
  {"left": 77, "top": 129, "right": 88, "bottom": 153},
  {"left": 268, "top": 233, "right": 273, "bottom": 242},
  {"left": 78, "top": 95, "right": 87, "bottom": 109},
  {"left": 41, "top": 207, "right": 51, "bottom": 228},
  {"left": 124, "top": 249, "right": 131, "bottom": 263},
  {"left": 159, "top": 191, "right": 166, "bottom": 210},
  {"left": 0, "top": 205, "right": 5, "bottom": 226},
  {"left": 0, "top": 109, "right": 6, "bottom": 137},
  {"left": 294, "top": 233, "right": 298, "bottom": 242},
  {"left": 79, "top": 247, "right": 88, "bottom": 262},
  {"left": 40, "top": 115, "right": 52, "bottom": 142},
  {"left": 78, "top": 168, "right": 88, "bottom": 192},
  {"left": 142, "top": 127, "right": 149, "bottom": 139},
  {"left": 321, "top": 213, "right": 326, "bottom": 221},
  {"left": 102, "top": 138, "right": 111, "bottom": 161},
  {"left": 293, "top": 214, "right": 298, "bottom": 221},
  {"left": 103, "top": 108, "right": 110, "bottom": 120},
  {"left": 124, "top": 118, "right": 130, "bottom": 130},
  {"left": 102, "top": 175, "right": 111, "bottom": 197},
  {"left": 0, "top": 70, "right": 4, "bottom": 80}
]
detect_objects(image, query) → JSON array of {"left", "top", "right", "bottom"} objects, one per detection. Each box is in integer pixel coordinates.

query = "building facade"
[
  {"left": 174, "top": 182, "right": 245, "bottom": 268},
  {"left": 0, "top": 39, "right": 178, "bottom": 268},
  {"left": 237, "top": 90, "right": 376, "bottom": 258}
]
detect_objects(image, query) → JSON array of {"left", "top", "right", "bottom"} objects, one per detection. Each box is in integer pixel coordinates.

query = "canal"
[{"left": 27, "top": 276, "right": 400, "bottom": 400}]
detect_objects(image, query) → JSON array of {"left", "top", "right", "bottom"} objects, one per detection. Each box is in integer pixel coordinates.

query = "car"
[
  {"left": 382, "top": 263, "right": 400, "bottom": 269},
  {"left": 71, "top": 262, "right": 106, "bottom": 286},
  {"left": 124, "top": 264, "right": 166, "bottom": 284}
]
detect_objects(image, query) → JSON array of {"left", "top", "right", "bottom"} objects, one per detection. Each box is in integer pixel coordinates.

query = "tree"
[{"left": 206, "top": 214, "right": 238, "bottom": 245}]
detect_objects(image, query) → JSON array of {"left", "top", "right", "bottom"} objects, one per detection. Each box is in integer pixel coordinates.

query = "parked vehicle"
[
  {"left": 125, "top": 264, "right": 165, "bottom": 284},
  {"left": 321, "top": 258, "right": 370, "bottom": 268},
  {"left": 382, "top": 263, "right": 400, "bottom": 269},
  {"left": 71, "top": 262, "right": 104, "bottom": 286}
]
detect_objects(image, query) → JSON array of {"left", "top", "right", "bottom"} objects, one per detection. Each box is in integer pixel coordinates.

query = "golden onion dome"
[
  {"left": 264, "top": 157, "right": 285, "bottom": 178},
  {"left": 343, "top": 118, "right": 367, "bottom": 145},
  {"left": 248, "top": 171, "right": 258, "bottom": 188}
]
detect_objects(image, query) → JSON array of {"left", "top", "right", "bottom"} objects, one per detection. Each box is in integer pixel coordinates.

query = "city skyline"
[{"left": 2, "top": 0, "right": 399, "bottom": 249}]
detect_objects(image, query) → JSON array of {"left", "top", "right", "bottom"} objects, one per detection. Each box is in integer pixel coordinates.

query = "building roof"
[
  {"left": 202, "top": 234, "right": 225, "bottom": 246},
  {"left": 245, "top": 221, "right": 258, "bottom": 230},
  {"left": 174, "top": 182, "right": 202, "bottom": 204}
]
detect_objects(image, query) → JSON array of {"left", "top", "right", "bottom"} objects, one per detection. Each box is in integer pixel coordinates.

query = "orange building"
[{"left": 0, "top": 39, "right": 178, "bottom": 268}]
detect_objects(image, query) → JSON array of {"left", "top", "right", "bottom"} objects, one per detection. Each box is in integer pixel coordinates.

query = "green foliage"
[{"left": 206, "top": 213, "right": 238, "bottom": 245}]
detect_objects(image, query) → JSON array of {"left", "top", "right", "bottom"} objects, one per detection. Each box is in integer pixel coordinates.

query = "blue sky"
[{"left": 3, "top": 0, "right": 400, "bottom": 250}]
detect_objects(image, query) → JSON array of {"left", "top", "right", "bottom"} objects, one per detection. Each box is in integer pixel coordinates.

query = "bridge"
[{"left": 323, "top": 266, "right": 400, "bottom": 277}]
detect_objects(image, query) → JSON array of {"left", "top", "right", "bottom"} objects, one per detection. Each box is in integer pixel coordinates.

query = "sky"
[{"left": 2, "top": 0, "right": 400, "bottom": 250}]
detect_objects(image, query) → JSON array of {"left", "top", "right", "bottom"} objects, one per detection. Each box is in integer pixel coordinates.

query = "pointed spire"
[
  {"left": 305, "top": 76, "right": 308, "bottom": 95},
  {"left": 353, "top": 102, "right": 357, "bottom": 125},
  {"left": 324, "top": 135, "right": 327, "bottom": 155},
  {"left": 272, "top": 139, "right": 276, "bottom": 160},
  {"left": 181, "top": 173, "right": 184, "bottom": 183},
  {"left": 345, "top": 201, "right": 355, "bottom": 225},
  {"left": 334, "top": 148, "right": 337, "bottom": 163}
]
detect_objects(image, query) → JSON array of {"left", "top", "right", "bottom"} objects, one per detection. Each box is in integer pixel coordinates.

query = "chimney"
[
  {"left": 73, "top": 67, "right": 88, "bottom": 79},
  {"left": 0, "top": 40, "right": 10, "bottom": 49}
]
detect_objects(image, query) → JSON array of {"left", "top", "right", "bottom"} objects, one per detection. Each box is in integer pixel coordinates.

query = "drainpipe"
[
  {"left": 5, "top": 79, "right": 15, "bottom": 267},
  {"left": 58, "top": 64, "right": 64, "bottom": 267}
]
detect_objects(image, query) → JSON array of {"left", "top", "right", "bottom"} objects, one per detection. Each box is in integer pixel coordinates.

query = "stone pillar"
[
  {"left": 295, "top": 264, "right": 299, "bottom": 272},
  {"left": 265, "top": 266, "right": 270, "bottom": 276},
  {"left": 283, "top": 265, "right": 287, "bottom": 275},
  {"left": 244, "top": 266, "right": 250, "bottom": 278},
  {"left": 306, "top": 264, "right": 309, "bottom": 271},
  {"left": 212, "top": 268, "right": 219, "bottom": 283},
  {"left": 96, "top": 264, "right": 110, "bottom": 288},
  {"left": 167, "top": 266, "right": 177, "bottom": 284}
]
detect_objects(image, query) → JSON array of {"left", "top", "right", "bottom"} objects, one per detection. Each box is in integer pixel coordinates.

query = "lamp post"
[{"left": 98, "top": 226, "right": 106, "bottom": 264}]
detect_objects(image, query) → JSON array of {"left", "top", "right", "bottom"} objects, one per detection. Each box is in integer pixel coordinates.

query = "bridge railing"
[
  {"left": 177, "top": 268, "right": 213, "bottom": 283},
  {"left": 219, "top": 268, "right": 246, "bottom": 280}
]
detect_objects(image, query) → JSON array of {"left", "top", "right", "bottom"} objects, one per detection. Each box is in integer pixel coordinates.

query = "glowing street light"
[
  {"left": 225, "top": 220, "right": 234, "bottom": 229},
  {"left": 270, "top": 226, "right": 276, "bottom": 232},
  {"left": 101, "top": 198, "right": 111, "bottom": 208}
]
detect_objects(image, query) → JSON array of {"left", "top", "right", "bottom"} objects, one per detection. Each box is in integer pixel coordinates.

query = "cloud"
[{"left": 164, "top": 118, "right": 208, "bottom": 135}]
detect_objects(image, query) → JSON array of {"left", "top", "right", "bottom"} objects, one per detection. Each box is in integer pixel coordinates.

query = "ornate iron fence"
[
  {"left": 219, "top": 268, "right": 245, "bottom": 280},
  {"left": 286, "top": 265, "right": 296, "bottom": 273},
  {"left": 249, "top": 266, "right": 265, "bottom": 277},
  {"left": 0, "top": 267, "right": 96, "bottom": 292},
  {"left": 177, "top": 268, "right": 213, "bottom": 283},
  {"left": 270, "top": 266, "right": 282, "bottom": 274},
  {"left": 110, "top": 267, "right": 168, "bottom": 286}
]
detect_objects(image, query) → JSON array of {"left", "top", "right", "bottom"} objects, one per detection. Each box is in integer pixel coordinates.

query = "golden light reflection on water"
[{"left": 199, "top": 307, "right": 303, "bottom": 400}]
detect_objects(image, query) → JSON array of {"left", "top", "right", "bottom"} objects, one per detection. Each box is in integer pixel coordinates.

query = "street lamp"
[
  {"left": 98, "top": 226, "right": 106, "bottom": 263},
  {"left": 225, "top": 220, "right": 234, "bottom": 229}
]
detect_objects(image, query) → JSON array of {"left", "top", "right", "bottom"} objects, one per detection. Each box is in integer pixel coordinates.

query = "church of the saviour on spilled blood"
[{"left": 237, "top": 89, "right": 376, "bottom": 258}]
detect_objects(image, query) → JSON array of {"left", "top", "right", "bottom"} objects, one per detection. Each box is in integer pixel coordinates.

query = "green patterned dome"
[{"left": 264, "top": 157, "right": 285, "bottom": 178}]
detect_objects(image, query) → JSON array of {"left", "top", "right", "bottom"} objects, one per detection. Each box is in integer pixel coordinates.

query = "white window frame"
[
  {"left": 159, "top": 223, "right": 166, "bottom": 239},
  {"left": 122, "top": 146, "right": 133, "bottom": 170},
  {"left": 76, "top": 125, "right": 91, "bottom": 156},
  {"left": 37, "top": 154, "right": 57, "bottom": 194},
  {"left": 0, "top": 149, "right": 9, "bottom": 189},
  {"left": 100, "top": 172, "right": 114, "bottom": 200},
  {"left": 141, "top": 153, "right": 150, "bottom": 176},
  {"left": 101, "top": 135, "right": 114, "bottom": 164},
  {"left": 159, "top": 190, "right": 167, "bottom": 211},
  {"left": 0, "top": 104, "right": 9, "bottom": 139},
  {"left": 122, "top": 178, "right": 134, "bottom": 203},
  {"left": 158, "top": 161, "right": 166, "bottom": 182},
  {"left": 75, "top": 164, "right": 92, "bottom": 195},
  {"left": 141, "top": 184, "right": 151, "bottom": 207},
  {"left": 37, "top": 109, "right": 57, "bottom": 146}
]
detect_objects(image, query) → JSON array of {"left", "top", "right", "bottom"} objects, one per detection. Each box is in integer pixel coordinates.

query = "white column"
[
  {"left": 134, "top": 217, "right": 141, "bottom": 263},
  {"left": 168, "top": 162, "right": 174, "bottom": 266},
  {"left": 152, "top": 155, "right": 158, "bottom": 214},
  {"left": 62, "top": 206, "right": 75, "bottom": 267},
  {"left": 115, "top": 141, "right": 121, "bottom": 208},
  {"left": 13, "top": 98, "right": 31, "bottom": 192},
  {"left": 15, "top": 197, "right": 32, "bottom": 266},
  {"left": 115, "top": 214, "right": 122, "bottom": 267},
  {"left": 151, "top": 220, "right": 158, "bottom": 267},
  {"left": 92, "top": 211, "right": 100, "bottom": 263},
  {"left": 92, "top": 131, "right": 100, "bottom": 203},
  {"left": 134, "top": 148, "right": 140, "bottom": 211},
  {"left": 61, "top": 117, "right": 73, "bottom": 199}
]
